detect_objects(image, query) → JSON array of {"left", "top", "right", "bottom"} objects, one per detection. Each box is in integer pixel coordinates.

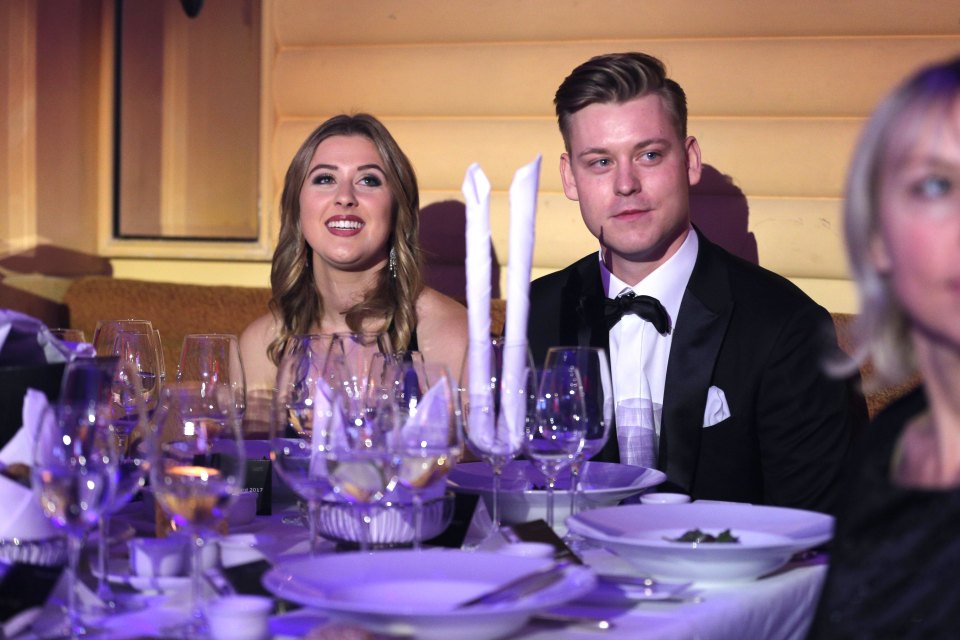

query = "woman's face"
[
  {"left": 299, "top": 134, "right": 394, "bottom": 274},
  {"left": 873, "top": 100, "right": 960, "bottom": 350}
]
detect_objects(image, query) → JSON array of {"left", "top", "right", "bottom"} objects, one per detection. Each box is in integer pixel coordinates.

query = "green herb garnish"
[{"left": 665, "top": 528, "right": 740, "bottom": 543}]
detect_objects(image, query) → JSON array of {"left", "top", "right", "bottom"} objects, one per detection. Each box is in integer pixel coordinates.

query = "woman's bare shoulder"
[
  {"left": 415, "top": 288, "right": 467, "bottom": 373},
  {"left": 240, "top": 312, "right": 281, "bottom": 392}
]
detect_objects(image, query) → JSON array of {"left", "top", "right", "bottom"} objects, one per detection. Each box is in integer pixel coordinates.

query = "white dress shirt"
[{"left": 600, "top": 227, "right": 698, "bottom": 462}]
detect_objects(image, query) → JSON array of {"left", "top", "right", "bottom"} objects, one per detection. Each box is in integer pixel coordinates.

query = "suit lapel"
[
  {"left": 658, "top": 232, "right": 733, "bottom": 493},
  {"left": 559, "top": 256, "right": 622, "bottom": 462}
]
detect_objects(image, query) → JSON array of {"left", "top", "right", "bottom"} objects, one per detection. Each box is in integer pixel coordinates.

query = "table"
[{"left": 8, "top": 505, "right": 827, "bottom": 640}]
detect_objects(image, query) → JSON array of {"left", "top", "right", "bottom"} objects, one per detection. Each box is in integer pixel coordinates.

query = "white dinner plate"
[
  {"left": 447, "top": 461, "right": 665, "bottom": 531},
  {"left": 566, "top": 502, "right": 833, "bottom": 583},
  {"left": 90, "top": 557, "right": 190, "bottom": 592},
  {"left": 262, "top": 549, "right": 596, "bottom": 640}
]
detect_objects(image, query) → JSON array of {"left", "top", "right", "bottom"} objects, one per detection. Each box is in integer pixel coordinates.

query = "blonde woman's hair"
[
  {"left": 838, "top": 56, "right": 960, "bottom": 388},
  {"left": 267, "top": 114, "right": 423, "bottom": 365}
]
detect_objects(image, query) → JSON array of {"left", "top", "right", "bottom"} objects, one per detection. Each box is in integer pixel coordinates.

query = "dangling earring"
[{"left": 388, "top": 246, "right": 398, "bottom": 278}]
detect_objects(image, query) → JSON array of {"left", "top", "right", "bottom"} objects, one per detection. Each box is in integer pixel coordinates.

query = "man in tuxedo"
[{"left": 527, "top": 52, "right": 865, "bottom": 514}]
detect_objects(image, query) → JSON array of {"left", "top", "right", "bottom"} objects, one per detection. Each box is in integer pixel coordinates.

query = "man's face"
[{"left": 560, "top": 93, "right": 702, "bottom": 282}]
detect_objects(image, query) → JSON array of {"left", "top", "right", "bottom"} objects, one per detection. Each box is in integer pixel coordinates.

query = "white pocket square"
[{"left": 703, "top": 386, "right": 731, "bottom": 428}]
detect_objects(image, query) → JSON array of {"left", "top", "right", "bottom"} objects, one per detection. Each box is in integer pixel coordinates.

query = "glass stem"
[
  {"left": 569, "top": 461, "right": 582, "bottom": 517},
  {"left": 97, "top": 515, "right": 111, "bottom": 604},
  {"left": 190, "top": 534, "right": 204, "bottom": 624},
  {"left": 66, "top": 533, "right": 83, "bottom": 638},
  {"left": 491, "top": 466, "right": 502, "bottom": 530},
  {"left": 307, "top": 500, "right": 320, "bottom": 556},
  {"left": 359, "top": 505, "right": 371, "bottom": 553},
  {"left": 546, "top": 478, "right": 556, "bottom": 530},
  {"left": 412, "top": 493, "right": 424, "bottom": 551}
]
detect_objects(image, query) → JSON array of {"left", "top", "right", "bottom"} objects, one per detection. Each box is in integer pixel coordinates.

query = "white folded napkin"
[
  {"left": 0, "top": 389, "right": 59, "bottom": 539},
  {"left": 0, "top": 309, "right": 94, "bottom": 366},
  {"left": 499, "top": 155, "right": 541, "bottom": 439},
  {"left": 462, "top": 163, "right": 493, "bottom": 403}
]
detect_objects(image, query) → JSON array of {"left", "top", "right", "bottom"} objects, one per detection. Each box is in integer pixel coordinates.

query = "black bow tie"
[{"left": 603, "top": 292, "right": 671, "bottom": 334}]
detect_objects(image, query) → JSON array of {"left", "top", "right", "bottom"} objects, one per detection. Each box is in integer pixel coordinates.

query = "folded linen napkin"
[
  {"left": 0, "top": 309, "right": 94, "bottom": 366},
  {"left": 0, "top": 389, "right": 59, "bottom": 539}
]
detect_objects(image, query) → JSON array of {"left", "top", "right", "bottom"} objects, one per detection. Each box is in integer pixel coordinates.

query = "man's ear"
[
  {"left": 560, "top": 153, "right": 579, "bottom": 201},
  {"left": 685, "top": 136, "right": 702, "bottom": 187}
]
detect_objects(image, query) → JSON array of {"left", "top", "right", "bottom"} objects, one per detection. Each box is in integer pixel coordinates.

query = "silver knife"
[{"left": 456, "top": 562, "right": 571, "bottom": 608}]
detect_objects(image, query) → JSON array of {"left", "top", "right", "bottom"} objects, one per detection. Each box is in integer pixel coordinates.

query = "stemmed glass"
[
  {"left": 459, "top": 337, "right": 534, "bottom": 536},
  {"left": 543, "top": 347, "right": 613, "bottom": 520},
  {"left": 272, "top": 334, "right": 336, "bottom": 556},
  {"left": 32, "top": 357, "right": 119, "bottom": 638},
  {"left": 149, "top": 381, "right": 246, "bottom": 637},
  {"left": 92, "top": 319, "right": 154, "bottom": 357},
  {"left": 177, "top": 334, "right": 246, "bottom": 424},
  {"left": 524, "top": 361, "right": 587, "bottom": 530},
  {"left": 323, "top": 338, "right": 400, "bottom": 552},
  {"left": 390, "top": 360, "right": 461, "bottom": 550},
  {"left": 92, "top": 333, "right": 156, "bottom": 611}
]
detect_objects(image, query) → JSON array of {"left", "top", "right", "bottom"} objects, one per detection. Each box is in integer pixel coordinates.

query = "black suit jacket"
[{"left": 527, "top": 229, "right": 866, "bottom": 514}]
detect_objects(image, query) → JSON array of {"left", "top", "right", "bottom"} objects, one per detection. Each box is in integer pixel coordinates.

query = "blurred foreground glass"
[
  {"left": 271, "top": 334, "right": 336, "bottom": 555},
  {"left": 33, "top": 358, "right": 119, "bottom": 638},
  {"left": 459, "top": 337, "right": 533, "bottom": 535},
  {"left": 149, "top": 381, "right": 245, "bottom": 637}
]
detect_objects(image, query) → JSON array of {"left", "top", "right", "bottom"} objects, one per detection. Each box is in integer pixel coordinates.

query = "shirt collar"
[{"left": 599, "top": 226, "right": 699, "bottom": 324}]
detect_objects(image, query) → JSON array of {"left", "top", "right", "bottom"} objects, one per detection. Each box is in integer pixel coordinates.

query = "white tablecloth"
[{"left": 8, "top": 507, "right": 827, "bottom": 640}]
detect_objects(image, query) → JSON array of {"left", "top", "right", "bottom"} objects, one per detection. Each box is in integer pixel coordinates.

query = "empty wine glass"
[
  {"left": 92, "top": 319, "right": 154, "bottom": 356},
  {"left": 459, "top": 337, "right": 534, "bottom": 536},
  {"left": 177, "top": 333, "right": 246, "bottom": 424},
  {"left": 543, "top": 347, "right": 613, "bottom": 520},
  {"left": 524, "top": 361, "right": 586, "bottom": 530},
  {"left": 149, "top": 381, "right": 246, "bottom": 637},
  {"left": 93, "top": 342, "right": 153, "bottom": 612},
  {"left": 272, "top": 334, "right": 336, "bottom": 555},
  {"left": 33, "top": 357, "right": 119, "bottom": 638},
  {"left": 391, "top": 360, "right": 461, "bottom": 550}
]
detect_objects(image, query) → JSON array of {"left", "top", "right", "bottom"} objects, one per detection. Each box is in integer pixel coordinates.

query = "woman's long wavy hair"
[
  {"left": 266, "top": 114, "right": 423, "bottom": 365},
  {"left": 835, "top": 56, "right": 960, "bottom": 389}
]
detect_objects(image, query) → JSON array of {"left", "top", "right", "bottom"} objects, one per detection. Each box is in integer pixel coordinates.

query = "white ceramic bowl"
[
  {"left": 567, "top": 502, "right": 833, "bottom": 582},
  {"left": 448, "top": 460, "right": 666, "bottom": 533},
  {"left": 206, "top": 595, "right": 272, "bottom": 640},
  {"left": 640, "top": 492, "right": 690, "bottom": 505},
  {"left": 314, "top": 493, "right": 455, "bottom": 548},
  {"left": 0, "top": 535, "right": 67, "bottom": 567}
]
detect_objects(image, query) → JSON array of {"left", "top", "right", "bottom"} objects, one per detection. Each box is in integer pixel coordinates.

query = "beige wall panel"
[
  {"left": 787, "top": 278, "right": 858, "bottom": 314},
  {"left": 272, "top": 39, "right": 960, "bottom": 118},
  {"left": 275, "top": 117, "right": 861, "bottom": 199},
  {"left": 273, "top": 0, "right": 960, "bottom": 45},
  {"left": 746, "top": 197, "right": 846, "bottom": 278}
]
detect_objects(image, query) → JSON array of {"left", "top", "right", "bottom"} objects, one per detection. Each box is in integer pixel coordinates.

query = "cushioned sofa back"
[{"left": 64, "top": 276, "right": 272, "bottom": 371}]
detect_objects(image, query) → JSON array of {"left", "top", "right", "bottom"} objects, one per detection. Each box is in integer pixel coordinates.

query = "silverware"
[
  {"left": 532, "top": 612, "right": 614, "bottom": 631},
  {"left": 456, "top": 562, "right": 570, "bottom": 608}
]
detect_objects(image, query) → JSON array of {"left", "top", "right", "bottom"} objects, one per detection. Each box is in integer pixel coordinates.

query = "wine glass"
[
  {"left": 92, "top": 337, "right": 154, "bottom": 611},
  {"left": 32, "top": 357, "right": 119, "bottom": 638},
  {"left": 524, "top": 361, "right": 586, "bottom": 530},
  {"left": 391, "top": 360, "right": 461, "bottom": 550},
  {"left": 459, "top": 337, "right": 534, "bottom": 537},
  {"left": 271, "top": 334, "right": 337, "bottom": 555},
  {"left": 149, "top": 381, "right": 246, "bottom": 637},
  {"left": 323, "top": 343, "right": 400, "bottom": 552},
  {"left": 177, "top": 333, "right": 246, "bottom": 424},
  {"left": 542, "top": 347, "right": 613, "bottom": 520},
  {"left": 92, "top": 319, "right": 154, "bottom": 356}
]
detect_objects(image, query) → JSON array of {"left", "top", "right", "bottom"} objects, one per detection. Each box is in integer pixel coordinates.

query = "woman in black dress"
[{"left": 810, "top": 56, "right": 960, "bottom": 638}]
